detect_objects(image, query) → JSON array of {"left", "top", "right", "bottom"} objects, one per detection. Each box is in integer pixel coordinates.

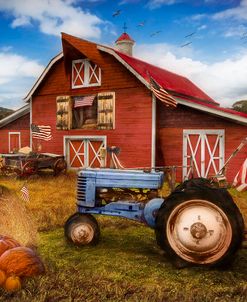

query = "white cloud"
[
  {"left": 135, "top": 43, "right": 247, "bottom": 106},
  {"left": 213, "top": 0, "right": 247, "bottom": 21},
  {"left": 0, "top": 0, "right": 103, "bottom": 39},
  {"left": 147, "top": 0, "right": 178, "bottom": 9},
  {"left": 0, "top": 52, "right": 44, "bottom": 108}
]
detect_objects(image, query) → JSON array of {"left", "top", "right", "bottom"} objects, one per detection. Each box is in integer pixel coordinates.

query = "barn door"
[
  {"left": 9, "top": 132, "right": 21, "bottom": 153},
  {"left": 65, "top": 136, "right": 106, "bottom": 169},
  {"left": 183, "top": 130, "right": 225, "bottom": 180}
]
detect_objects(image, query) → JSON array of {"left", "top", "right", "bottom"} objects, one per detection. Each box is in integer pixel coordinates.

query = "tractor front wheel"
[
  {"left": 155, "top": 187, "right": 244, "bottom": 267},
  {"left": 64, "top": 213, "right": 100, "bottom": 246}
]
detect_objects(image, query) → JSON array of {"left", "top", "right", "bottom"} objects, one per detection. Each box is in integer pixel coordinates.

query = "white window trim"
[
  {"left": 9, "top": 132, "right": 21, "bottom": 153},
  {"left": 183, "top": 129, "right": 225, "bottom": 180},
  {"left": 72, "top": 59, "right": 101, "bottom": 89},
  {"left": 63, "top": 135, "right": 107, "bottom": 169}
]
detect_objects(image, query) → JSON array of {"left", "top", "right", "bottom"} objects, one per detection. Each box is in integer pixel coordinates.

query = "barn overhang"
[{"left": 0, "top": 104, "right": 30, "bottom": 129}]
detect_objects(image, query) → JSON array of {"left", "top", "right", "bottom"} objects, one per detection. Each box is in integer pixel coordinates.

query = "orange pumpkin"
[
  {"left": 4, "top": 275, "right": 21, "bottom": 292},
  {"left": 0, "top": 247, "right": 45, "bottom": 277},
  {"left": 0, "top": 269, "right": 6, "bottom": 286},
  {"left": 0, "top": 236, "right": 21, "bottom": 257}
]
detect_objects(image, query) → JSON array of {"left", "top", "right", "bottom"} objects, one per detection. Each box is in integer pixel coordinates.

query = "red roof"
[
  {"left": 116, "top": 33, "right": 135, "bottom": 43},
  {"left": 114, "top": 50, "right": 218, "bottom": 105}
]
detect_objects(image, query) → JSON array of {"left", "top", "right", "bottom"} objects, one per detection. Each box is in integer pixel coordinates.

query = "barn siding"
[
  {"left": 157, "top": 103, "right": 247, "bottom": 181},
  {"left": 32, "top": 53, "right": 153, "bottom": 168},
  {"left": 0, "top": 114, "right": 30, "bottom": 153}
]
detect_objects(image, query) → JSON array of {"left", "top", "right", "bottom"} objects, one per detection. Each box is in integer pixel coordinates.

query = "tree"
[{"left": 232, "top": 100, "right": 247, "bottom": 114}]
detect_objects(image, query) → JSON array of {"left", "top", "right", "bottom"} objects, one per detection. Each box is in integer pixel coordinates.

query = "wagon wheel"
[
  {"left": 155, "top": 185, "right": 244, "bottom": 267},
  {"left": 20, "top": 161, "right": 38, "bottom": 177},
  {"left": 64, "top": 213, "right": 100, "bottom": 246},
  {"left": 53, "top": 158, "right": 67, "bottom": 176}
]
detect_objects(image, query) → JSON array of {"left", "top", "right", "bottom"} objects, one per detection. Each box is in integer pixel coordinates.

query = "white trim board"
[
  {"left": 23, "top": 52, "right": 63, "bottom": 102},
  {"left": 9, "top": 132, "right": 21, "bottom": 153},
  {"left": 0, "top": 104, "right": 30, "bottom": 129},
  {"left": 176, "top": 97, "right": 247, "bottom": 125}
]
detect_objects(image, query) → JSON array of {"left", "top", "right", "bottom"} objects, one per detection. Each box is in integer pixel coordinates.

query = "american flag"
[
  {"left": 31, "top": 124, "right": 52, "bottom": 141},
  {"left": 233, "top": 158, "right": 247, "bottom": 192},
  {"left": 74, "top": 95, "right": 95, "bottom": 108},
  {"left": 149, "top": 77, "right": 177, "bottom": 108},
  {"left": 21, "top": 185, "right": 29, "bottom": 202}
]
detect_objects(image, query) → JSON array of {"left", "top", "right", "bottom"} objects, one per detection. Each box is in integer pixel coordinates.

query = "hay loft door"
[
  {"left": 64, "top": 136, "right": 106, "bottom": 169},
  {"left": 183, "top": 130, "right": 225, "bottom": 180}
]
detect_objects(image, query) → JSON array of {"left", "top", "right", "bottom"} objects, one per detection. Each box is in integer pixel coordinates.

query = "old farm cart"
[
  {"left": 0, "top": 153, "right": 67, "bottom": 177},
  {"left": 65, "top": 168, "right": 244, "bottom": 268}
]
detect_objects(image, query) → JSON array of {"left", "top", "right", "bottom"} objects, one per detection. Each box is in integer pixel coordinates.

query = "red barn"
[
  {"left": 19, "top": 32, "right": 247, "bottom": 181},
  {"left": 0, "top": 105, "right": 30, "bottom": 153}
]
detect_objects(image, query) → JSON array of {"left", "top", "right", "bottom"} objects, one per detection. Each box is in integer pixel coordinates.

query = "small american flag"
[
  {"left": 21, "top": 185, "right": 29, "bottom": 202},
  {"left": 233, "top": 158, "right": 247, "bottom": 192},
  {"left": 31, "top": 124, "right": 52, "bottom": 141},
  {"left": 74, "top": 95, "right": 95, "bottom": 108},
  {"left": 150, "top": 77, "right": 177, "bottom": 108}
]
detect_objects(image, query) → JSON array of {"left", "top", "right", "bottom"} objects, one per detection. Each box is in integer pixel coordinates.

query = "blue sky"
[{"left": 0, "top": 0, "right": 247, "bottom": 109}]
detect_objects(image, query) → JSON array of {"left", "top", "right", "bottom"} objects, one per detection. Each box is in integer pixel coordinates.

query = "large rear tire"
[{"left": 155, "top": 184, "right": 244, "bottom": 267}]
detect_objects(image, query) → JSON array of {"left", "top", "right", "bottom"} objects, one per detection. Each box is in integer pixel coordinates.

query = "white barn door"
[
  {"left": 183, "top": 130, "right": 225, "bottom": 180},
  {"left": 64, "top": 136, "right": 106, "bottom": 169}
]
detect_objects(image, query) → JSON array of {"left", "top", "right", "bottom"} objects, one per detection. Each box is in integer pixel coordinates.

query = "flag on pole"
[
  {"left": 149, "top": 77, "right": 177, "bottom": 108},
  {"left": 233, "top": 158, "right": 247, "bottom": 192},
  {"left": 74, "top": 95, "right": 95, "bottom": 108},
  {"left": 21, "top": 185, "right": 29, "bottom": 202},
  {"left": 31, "top": 124, "right": 52, "bottom": 141}
]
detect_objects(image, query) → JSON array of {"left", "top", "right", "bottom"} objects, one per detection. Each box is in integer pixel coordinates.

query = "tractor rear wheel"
[
  {"left": 155, "top": 186, "right": 244, "bottom": 267},
  {"left": 64, "top": 213, "right": 100, "bottom": 246}
]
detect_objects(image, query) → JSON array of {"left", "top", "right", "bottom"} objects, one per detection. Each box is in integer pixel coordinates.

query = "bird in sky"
[
  {"left": 150, "top": 30, "right": 162, "bottom": 37},
  {"left": 181, "top": 42, "right": 192, "bottom": 48},
  {"left": 184, "top": 32, "right": 196, "bottom": 38},
  {"left": 112, "top": 10, "right": 121, "bottom": 17},
  {"left": 137, "top": 21, "right": 146, "bottom": 27}
]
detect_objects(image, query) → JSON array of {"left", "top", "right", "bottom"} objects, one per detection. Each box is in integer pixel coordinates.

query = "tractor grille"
[{"left": 77, "top": 176, "right": 87, "bottom": 204}]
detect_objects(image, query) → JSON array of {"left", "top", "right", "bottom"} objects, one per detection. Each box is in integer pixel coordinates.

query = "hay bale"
[{"left": 0, "top": 186, "right": 37, "bottom": 247}]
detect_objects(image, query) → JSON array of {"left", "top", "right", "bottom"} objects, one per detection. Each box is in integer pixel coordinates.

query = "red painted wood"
[
  {"left": 157, "top": 103, "right": 247, "bottom": 182},
  {"left": 32, "top": 49, "right": 153, "bottom": 168},
  {"left": 0, "top": 114, "right": 30, "bottom": 153}
]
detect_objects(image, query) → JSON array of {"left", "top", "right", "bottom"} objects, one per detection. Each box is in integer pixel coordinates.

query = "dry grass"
[
  {"left": 0, "top": 173, "right": 247, "bottom": 302},
  {"left": 0, "top": 186, "right": 37, "bottom": 246}
]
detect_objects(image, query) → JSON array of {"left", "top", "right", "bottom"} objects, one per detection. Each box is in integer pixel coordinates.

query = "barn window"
[
  {"left": 57, "top": 93, "right": 115, "bottom": 130},
  {"left": 72, "top": 59, "right": 101, "bottom": 88}
]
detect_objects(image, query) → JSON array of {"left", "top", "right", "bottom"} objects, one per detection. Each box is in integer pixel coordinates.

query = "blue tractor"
[{"left": 64, "top": 168, "right": 244, "bottom": 267}]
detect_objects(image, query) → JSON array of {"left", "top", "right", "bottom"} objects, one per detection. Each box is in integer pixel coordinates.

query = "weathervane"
[{"left": 123, "top": 22, "right": 127, "bottom": 33}]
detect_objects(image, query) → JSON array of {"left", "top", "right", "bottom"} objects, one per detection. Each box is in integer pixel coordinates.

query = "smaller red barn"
[{"left": 0, "top": 105, "right": 30, "bottom": 153}]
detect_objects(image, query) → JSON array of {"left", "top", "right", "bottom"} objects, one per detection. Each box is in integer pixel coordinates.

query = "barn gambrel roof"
[{"left": 23, "top": 33, "right": 247, "bottom": 125}]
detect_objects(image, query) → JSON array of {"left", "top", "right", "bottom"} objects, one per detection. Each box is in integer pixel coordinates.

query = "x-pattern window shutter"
[
  {"left": 72, "top": 59, "right": 101, "bottom": 88},
  {"left": 56, "top": 96, "right": 73, "bottom": 130},
  {"left": 72, "top": 60, "right": 85, "bottom": 88},
  {"left": 97, "top": 92, "right": 115, "bottom": 130},
  {"left": 88, "top": 61, "right": 101, "bottom": 85}
]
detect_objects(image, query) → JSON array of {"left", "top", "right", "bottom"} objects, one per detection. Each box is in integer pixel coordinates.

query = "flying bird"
[
  {"left": 150, "top": 30, "right": 162, "bottom": 37},
  {"left": 181, "top": 42, "right": 192, "bottom": 48},
  {"left": 112, "top": 10, "right": 121, "bottom": 17},
  {"left": 184, "top": 32, "right": 196, "bottom": 38},
  {"left": 137, "top": 21, "right": 146, "bottom": 27}
]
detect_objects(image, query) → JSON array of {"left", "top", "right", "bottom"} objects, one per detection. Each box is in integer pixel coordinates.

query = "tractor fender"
[{"left": 143, "top": 198, "right": 164, "bottom": 228}]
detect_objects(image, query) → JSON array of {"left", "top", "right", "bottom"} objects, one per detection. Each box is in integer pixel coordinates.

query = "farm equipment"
[
  {"left": 65, "top": 168, "right": 244, "bottom": 267},
  {"left": 0, "top": 153, "right": 67, "bottom": 177}
]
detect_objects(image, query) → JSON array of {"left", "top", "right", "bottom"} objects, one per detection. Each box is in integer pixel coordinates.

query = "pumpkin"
[
  {"left": 0, "top": 235, "right": 21, "bottom": 257},
  {"left": 0, "top": 269, "right": 6, "bottom": 286},
  {"left": 4, "top": 275, "right": 21, "bottom": 292},
  {"left": 0, "top": 247, "right": 45, "bottom": 277}
]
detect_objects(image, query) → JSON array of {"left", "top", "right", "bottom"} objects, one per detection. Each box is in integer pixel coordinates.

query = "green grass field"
[{"left": 0, "top": 173, "right": 247, "bottom": 302}]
